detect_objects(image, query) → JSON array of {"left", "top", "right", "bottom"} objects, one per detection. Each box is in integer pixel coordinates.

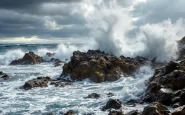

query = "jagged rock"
[
  {"left": 23, "top": 77, "right": 51, "bottom": 90},
  {"left": 46, "top": 52, "right": 55, "bottom": 57},
  {"left": 142, "top": 102, "right": 169, "bottom": 115},
  {"left": 64, "top": 110, "right": 75, "bottom": 115},
  {"left": 10, "top": 52, "right": 45, "bottom": 65},
  {"left": 108, "top": 110, "right": 124, "bottom": 115},
  {"left": 126, "top": 110, "right": 141, "bottom": 115},
  {"left": 142, "top": 60, "right": 185, "bottom": 107},
  {"left": 177, "top": 36, "right": 185, "bottom": 60},
  {"left": 102, "top": 99, "right": 122, "bottom": 111},
  {"left": 0, "top": 71, "right": 11, "bottom": 80},
  {"left": 50, "top": 81, "right": 65, "bottom": 87},
  {"left": 107, "top": 92, "right": 114, "bottom": 97},
  {"left": 84, "top": 93, "right": 101, "bottom": 99},
  {"left": 50, "top": 58, "right": 65, "bottom": 67},
  {"left": 61, "top": 50, "right": 148, "bottom": 83},
  {"left": 171, "top": 105, "right": 185, "bottom": 115}
]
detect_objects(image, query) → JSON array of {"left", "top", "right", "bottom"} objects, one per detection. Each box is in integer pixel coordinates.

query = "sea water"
[{"left": 0, "top": 44, "right": 153, "bottom": 115}]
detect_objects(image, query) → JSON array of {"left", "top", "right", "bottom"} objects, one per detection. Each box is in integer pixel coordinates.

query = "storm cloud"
[{"left": 0, "top": 0, "right": 185, "bottom": 42}]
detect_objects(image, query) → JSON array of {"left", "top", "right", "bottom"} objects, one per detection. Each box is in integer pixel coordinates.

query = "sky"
[{"left": 0, "top": 0, "right": 185, "bottom": 44}]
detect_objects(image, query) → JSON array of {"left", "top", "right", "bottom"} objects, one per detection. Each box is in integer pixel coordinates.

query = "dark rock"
[
  {"left": 142, "top": 102, "right": 168, "bottom": 115},
  {"left": 23, "top": 77, "right": 51, "bottom": 90},
  {"left": 1, "top": 74, "right": 11, "bottom": 80},
  {"left": 108, "top": 110, "right": 124, "bottom": 115},
  {"left": 84, "top": 93, "right": 101, "bottom": 99},
  {"left": 50, "top": 58, "right": 65, "bottom": 67},
  {"left": 64, "top": 110, "right": 75, "bottom": 115},
  {"left": 0, "top": 71, "right": 11, "bottom": 80},
  {"left": 102, "top": 99, "right": 122, "bottom": 111},
  {"left": 46, "top": 52, "right": 55, "bottom": 57},
  {"left": 125, "top": 99, "right": 139, "bottom": 107},
  {"left": 177, "top": 36, "right": 185, "bottom": 60},
  {"left": 107, "top": 93, "right": 114, "bottom": 97},
  {"left": 171, "top": 105, "right": 185, "bottom": 115},
  {"left": 10, "top": 52, "right": 45, "bottom": 65},
  {"left": 126, "top": 110, "right": 141, "bottom": 115},
  {"left": 61, "top": 50, "right": 148, "bottom": 83},
  {"left": 50, "top": 81, "right": 65, "bottom": 87},
  {"left": 143, "top": 88, "right": 173, "bottom": 106}
]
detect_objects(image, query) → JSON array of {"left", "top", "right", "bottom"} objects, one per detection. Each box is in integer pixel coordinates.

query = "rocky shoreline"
[{"left": 1, "top": 37, "right": 185, "bottom": 114}]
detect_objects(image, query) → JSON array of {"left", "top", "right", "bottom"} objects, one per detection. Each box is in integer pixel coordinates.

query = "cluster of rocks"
[
  {"left": 10, "top": 51, "right": 65, "bottom": 67},
  {"left": 23, "top": 76, "right": 73, "bottom": 90},
  {"left": 0, "top": 71, "right": 11, "bottom": 80},
  {"left": 142, "top": 61, "right": 185, "bottom": 108},
  {"left": 61, "top": 50, "right": 148, "bottom": 83}
]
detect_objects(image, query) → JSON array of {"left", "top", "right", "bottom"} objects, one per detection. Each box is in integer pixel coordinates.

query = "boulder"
[
  {"left": 102, "top": 99, "right": 122, "bottom": 111},
  {"left": 23, "top": 77, "right": 51, "bottom": 90},
  {"left": 126, "top": 110, "right": 141, "bottom": 115},
  {"left": 84, "top": 93, "right": 101, "bottom": 99},
  {"left": 108, "top": 110, "right": 124, "bottom": 115},
  {"left": 61, "top": 50, "right": 148, "bottom": 83},
  {"left": 10, "top": 52, "right": 45, "bottom": 65},
  {"left": 142, "top": 60, "right": 185, "bottom": 107},
  {"left": 171, "top": 105, "right": 185, "bottom": 115},
  {"left": 142, "top": 102, "right": 169, "bottom": 115},
  {"left": 0, "top": 71, "right": 11, "bottom": 80},
  {"left": 64, "top": 110, "right": 75, "bottom": 115}
]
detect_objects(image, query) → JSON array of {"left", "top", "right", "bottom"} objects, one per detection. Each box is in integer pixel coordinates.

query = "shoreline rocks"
[
  {"left": 10, "top": 52, "right": 45, "bottom": 65},
  {"left": 60, "top": 50, "right": 148, "bottom": 83},
  {"left": 0, "top": 71, "right": 11, "bottom": 80},
  {"left": 142, "top": 59, "right": 185, "bottom": 108}
]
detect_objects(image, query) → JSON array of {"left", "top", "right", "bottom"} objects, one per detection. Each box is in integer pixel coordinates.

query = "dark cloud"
[
  {"left": 0, "top": 0, "right": 88, "bottom": 39},
  {"left": 133, "top": 0, "right": 185, "bottom": 25}
]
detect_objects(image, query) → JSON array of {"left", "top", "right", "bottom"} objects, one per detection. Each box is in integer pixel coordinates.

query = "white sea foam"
[
  {"left": 0, "top": 49, "right": 25, "bottom": 65},
  {"left": 0, "top": 64, "right": 153, "bottom": 115}
]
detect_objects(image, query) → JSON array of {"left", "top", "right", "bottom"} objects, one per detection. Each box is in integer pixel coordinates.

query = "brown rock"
[
  {"left": 84, "top": 93, "right": 101, "bottom": 99},
  {"left": 23, "top": 77, "right": 51, "bottom": 90},
  {"left": 108, "top": 110, "right": 124, "bottom": 115},
  {"left": 102, "top": 99, "right": 122, "bottom": 111},
  {"left": 10, "top": 52, "right": 45, "bottom": 65},
  {"left": 171, "top": 105, "right": 185, "bottom": 115},
  {"left": 142, "top": 102, "right": 169, "bottom": 115},
  {"left": 64, "top": 110, "right": 75, "bottom": 115},
  {"left": 61, "top": 50, "right": 148, "bottom": 83}
]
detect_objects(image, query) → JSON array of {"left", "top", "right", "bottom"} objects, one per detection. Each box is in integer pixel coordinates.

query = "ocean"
[{"left": 0, "top": 43, "right": 154, "bottom": 115}]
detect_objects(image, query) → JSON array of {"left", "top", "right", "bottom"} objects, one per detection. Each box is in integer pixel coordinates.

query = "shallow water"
[{"left": 0, "top": 63, "right": 153, "bottom": 115}]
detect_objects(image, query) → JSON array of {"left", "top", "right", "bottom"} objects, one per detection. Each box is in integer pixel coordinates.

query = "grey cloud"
[{"left": 133, "top": 0, "right": 185, "bottom": 25}]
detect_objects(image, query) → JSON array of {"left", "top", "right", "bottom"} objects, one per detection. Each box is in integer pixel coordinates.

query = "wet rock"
[
  {"left": 177, "top": 36, "right": 185, "bottom": 60},
  {"left": 126, "top": 110, "right": 141, "bottom": 115},
  {"left": 1, "top": 74, "right": 11, "bottom": 80},
  {"left": 102, "top": 99, "right": 122, "bottom": 111},
  {"left": 107, "top": 92, "right": 114, "bottom": 97},
  {"left": 46, "top": 52, "right": 55, "bottom": 57},
  {"left": 108, "top": 110, "right": 124, "bottom": 115},
  {"left": 143, "top": 88, "right": 173, "bottom": 106},
  {"left": 84, "top": 93, "right": 101, "bottom": 99},
  {"left": 50, "top": 81, "right": 65, "bottom": 87},
  {"left": 64, "top": 110, "right": 75, "bottom": 115},
  {"left": 0, "top": 71, "right": 11, "bottom": 80},
  {"left": 23, "top": 77, "right": 51, "bottom": 90},
  {"left": 50, "top": 58, "right": 65, "bottom": 67},
  {"left": 125, "top": 99, "right": 139, "bottom": 107},
  {"left": 10, "top": 52, "right": 45, "bottom": 65},
  {"left": 61, "top": 50, "right": 148, "bottom": 83},
  {"left": 171, "top": 105, "right": 185, "bottom": 115},
  {"left": 47, "top": 113, "right": 55, "bottom": 115},
  {"left": 142, "top": 60, "right": 185, "bottom": 107},
  {"left": 142, "top": 102, "right": 169, "bottom": 115}
]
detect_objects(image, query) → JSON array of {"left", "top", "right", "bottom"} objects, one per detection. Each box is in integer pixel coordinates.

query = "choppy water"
[{"left": 0, "top": 44, "right": 154, "bottom": 115}]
